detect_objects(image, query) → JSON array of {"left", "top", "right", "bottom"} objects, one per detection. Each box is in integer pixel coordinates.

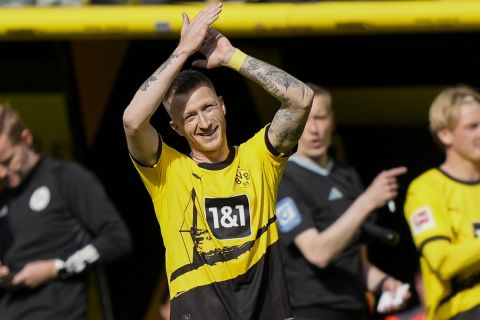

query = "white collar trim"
[{"left": 289, "top": 155, "right": 333, "bottom": 176}]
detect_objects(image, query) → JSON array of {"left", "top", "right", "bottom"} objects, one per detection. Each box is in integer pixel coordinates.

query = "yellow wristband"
[{"left": 227, "top": 49, "right": 247, "bottom": 71}]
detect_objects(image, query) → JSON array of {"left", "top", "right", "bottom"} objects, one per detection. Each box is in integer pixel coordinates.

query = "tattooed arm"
[
  {"left": 239, "top": 59, "right": 314, "bottom": 154},
  {"left": 193, "top": 28, "right": 314, "bottom": 154},
  {"left": 197, "top": 51, "right": 315, "bottom": 154},
  {"left": 122, "top": 3, "right": 222, "bottom": 166}
]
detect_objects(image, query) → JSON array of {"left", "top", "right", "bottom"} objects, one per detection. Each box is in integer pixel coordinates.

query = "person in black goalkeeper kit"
[{"left": 0, "top": 103, "right": 132, "bottom": 320}]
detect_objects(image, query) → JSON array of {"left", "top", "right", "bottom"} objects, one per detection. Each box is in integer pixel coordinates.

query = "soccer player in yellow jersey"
[
  {"left": 122, "top": 3, "right": 314, "bottom": 319},
  {"left": 404, "top": 85, "right": 480, "bottom": 320}
]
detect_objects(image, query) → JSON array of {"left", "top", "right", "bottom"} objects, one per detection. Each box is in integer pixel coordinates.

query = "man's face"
[
  {"left": 170, "top": 85, "right": 227, "bottom": 158},
  {"left": 445, "top": 102, "right": 480, "bottom": 164},
  {"left": 297, "top": 94, "right": 334, "bottom": 163},
  {"left": 0, "top": 133, "right": 30, "bottom": 188}
]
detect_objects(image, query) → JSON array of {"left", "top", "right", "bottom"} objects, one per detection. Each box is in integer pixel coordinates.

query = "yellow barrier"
[{"left": 1, "top": 1, "right": 480, "bottom": 40}]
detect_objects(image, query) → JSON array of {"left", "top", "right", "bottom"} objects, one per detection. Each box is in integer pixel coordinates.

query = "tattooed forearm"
[
  {"left": 263, "top": 67, "right": 303, "bottom": 92},
  {"left": 240, "top": 56, "right": 313, "bottom": 153},
  {"left": 140, "top": 75, "right": 157, "bottom": 91},
  {"left": 139, "top": 53, "right": 179, "bottom": 92},
  {"left": 240, "top": 58, "right": 261, "bottom": 72},
  {"left": 257, "top": 72, "right": 280, "bottom": 94},
  {"left": 240, "top": 57, "right": 307, "bottom": 104},
  {"left": 155, "top": 53, "right": 179, "bottom": 75}
]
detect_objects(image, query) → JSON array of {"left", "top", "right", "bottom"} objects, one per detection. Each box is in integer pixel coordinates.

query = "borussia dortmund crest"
[{"left": 235, "top": 168, "right": 250, "bottom": 188}]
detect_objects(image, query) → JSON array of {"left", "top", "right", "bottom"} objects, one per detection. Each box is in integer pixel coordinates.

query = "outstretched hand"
[
  {"left": 363, "top": 166, "right": 408, "bottom": 209},
  {"left": 178, "top": 3, "right": 223, "bottom": 58}
]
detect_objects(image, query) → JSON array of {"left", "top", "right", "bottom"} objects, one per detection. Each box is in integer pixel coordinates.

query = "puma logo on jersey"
[{"left": 328, "top": 187, "right": 343, "bottom": 201}]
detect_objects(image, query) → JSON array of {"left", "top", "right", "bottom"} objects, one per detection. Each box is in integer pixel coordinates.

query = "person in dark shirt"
[
  {"left": 0, "top": 103, "right": 132, "bottom": 320},
  {"left": 276, "top": 83, "right": 410, "bottom": 320}
]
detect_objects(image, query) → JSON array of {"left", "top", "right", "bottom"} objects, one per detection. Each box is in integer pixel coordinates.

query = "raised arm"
[
  {"left": 191, "top": 28, "right": 314, "bottom": 155},
  {"left": 294, "top": 166, "right": 407, "bottom": 268},
  {"left": 122, "top": 3, "right": 222, "bottom": 166},
  {"left": 239, "top": 58, "right": 314, "bottom": 154}
]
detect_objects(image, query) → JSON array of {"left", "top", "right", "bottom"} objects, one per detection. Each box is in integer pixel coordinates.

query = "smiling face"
[
  {"left": 296, "top": 93, "right": 334, "bottom": 165},
  {"left": 169, "top": 84, "right": 229, "bottom": 163}
]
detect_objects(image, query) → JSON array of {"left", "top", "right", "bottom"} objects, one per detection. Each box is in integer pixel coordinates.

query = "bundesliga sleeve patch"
[
  {"left": 275, "top": 197, "right": 302, "bottom": 233},
  {"left": 411, "top": 206, "right": 436, "bottom": 235}
]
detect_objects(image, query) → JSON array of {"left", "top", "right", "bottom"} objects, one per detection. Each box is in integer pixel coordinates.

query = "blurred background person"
[
  {"left": 159, "top": 292, "right": 170, "bottom": 320},
  {"left": 404, "top": 85, "right": 480, "bottom": 320},
  {"left": 276, "top": 83, "right": 410, "bottom": 320},
  {"left": 0, "top": 103, "right": 132, "bottom": 320},
  {"left": 143, "top": 268, "right": 170, "bottom": 320}
]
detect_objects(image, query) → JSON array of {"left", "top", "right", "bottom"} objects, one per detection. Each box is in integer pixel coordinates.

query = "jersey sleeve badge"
[
  {"left": 411, "top": 206, "right": 436, "bottom": 235},
  {"left": 275, "top": 197, "right": 302, "bottom": 233}
]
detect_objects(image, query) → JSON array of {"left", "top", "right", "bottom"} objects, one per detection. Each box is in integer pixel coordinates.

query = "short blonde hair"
[
  {"left": 163, "top": 69, "right": 216, "bottom": 117},
  {"left": 430, "top": 85, "right": 480, "bottom": 133},
  {"left": 0, "top": 102, "right": 27, "bottom": 144}
]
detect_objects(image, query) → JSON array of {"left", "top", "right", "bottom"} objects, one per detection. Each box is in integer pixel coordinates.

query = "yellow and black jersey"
[
  {"left": 404, "top": 168, "right": 480, "bottom": 320},
  {"left": 133, "top": 126, "right": 293, "bottom": 320}
]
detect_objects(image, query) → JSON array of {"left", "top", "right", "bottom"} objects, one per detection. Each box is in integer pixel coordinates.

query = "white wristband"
[{"left": 54, "top": 259, "right": 66, "bottom": 273}]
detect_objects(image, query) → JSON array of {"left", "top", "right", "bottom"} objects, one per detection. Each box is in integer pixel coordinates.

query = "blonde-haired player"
[{"left": 404, "top": 85, "right": 480, "bottom": 320}]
